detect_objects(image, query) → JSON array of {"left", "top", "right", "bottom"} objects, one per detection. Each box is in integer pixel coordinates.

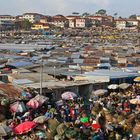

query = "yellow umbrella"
[{"left": 134, "top": 77, "right": 140, "bottom": 82}]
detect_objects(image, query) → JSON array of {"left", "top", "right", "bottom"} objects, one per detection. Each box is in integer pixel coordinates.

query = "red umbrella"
[
  {"left": 26, "top": 99, "right": 39, "bottom": 109},
  {"left": 13, "top": 121, "right": 36, "bottom": 135}
]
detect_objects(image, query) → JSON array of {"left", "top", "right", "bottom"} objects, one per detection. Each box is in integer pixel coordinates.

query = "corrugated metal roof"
[
  {"left": 13, "top": 79, "right": 34, "bottom": 85},
  {"left": 71, "top": 53, "right": 80, "bottom": 59},
  {"left": 7, "top": 61, "right": 33, "bottom": 68},
  {"left": 73, "top": 59, "right": 84, "bottom": 64},
  {"left": 84, "top": 69, "right": 139, "bottom": 79}
]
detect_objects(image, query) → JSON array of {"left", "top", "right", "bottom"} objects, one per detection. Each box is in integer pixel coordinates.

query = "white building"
[
  {"left": 66, "top": 16, "right": 90, "bottom": 28},
  {"left": 126, "top": 19, "right": 139, "bottom": 26},
  {"left": 136, "top": 15, "right": 140, "bottom": 21},
  {"left": 115, "top": 19, "right": 126, "bottom": 29},
  {"left": 52, "top": 15, "right": 68, "bottom": 28},
  {"left": 75, "top": 18, "right": 86, "bottom": 28},
  {"left": 22, "top": 13, "right": 43, "bottom": 23},
  {"left": 69, "top": 19, "right": 75, "bottom": 28}
]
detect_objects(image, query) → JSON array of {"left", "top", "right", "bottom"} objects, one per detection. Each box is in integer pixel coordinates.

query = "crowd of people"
[{"left": 0, "top": 84, "right": 140, "bottom": 140}]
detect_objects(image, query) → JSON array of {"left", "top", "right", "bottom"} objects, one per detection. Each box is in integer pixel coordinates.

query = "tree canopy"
[
  {"left": 72, "top": 12, "right": 80, "bottom": 15},
  {"left": 82, "top": 12, "right": 90, "bottom": 17},
  {"left": 129, "top": 14, "right": 137, "bottom": 19},
  {"left": 96, "top": 9, "right": 107, "bottom": 15}
]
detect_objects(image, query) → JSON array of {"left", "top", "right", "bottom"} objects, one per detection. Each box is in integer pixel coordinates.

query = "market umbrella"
[
  {"left": 119, "top": 83, "right": 131, "bottom": 89},
  {"left": 0, "top": 124, "right": 11, "bottom": 137},
  {"left": 33, "top": 116, "right": 46, "bottom": 124},
  {"left": 61, "top": 91, "right": 77, "bottom": 100},
  {"left": 129, "top": 98, "right": 140, "bottom": 105},
  {"left": 108, "top": 84, "right": 119, "bottom": 90},
  {"left": 26, "top": 99, "right": 39, "bottom": 109},
  {"left": 34, "top": 95, "right": 49, "bottom": 105},
  {"left": 91, "top": 89, "right": 107, "bottom": 97},
  {"left": 134, "top": 77, "right": 140, "bottom": 82},
  {"left": 13, "top": 121, "right": 36, "bottom": 135},
  {"left": 10, "top": 101, "right": 26, "bottom": 113}
]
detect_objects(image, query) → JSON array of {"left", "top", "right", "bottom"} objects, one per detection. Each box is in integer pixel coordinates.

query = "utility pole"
[
  {"left": 54, "top": 66, "right": 56, "bottom": 79},
  {"left": 40, "top": 57, "right": 43, "bottom": 95}
]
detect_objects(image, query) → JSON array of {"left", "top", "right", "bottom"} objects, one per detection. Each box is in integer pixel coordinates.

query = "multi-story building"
[
  {"left": 126, "top": 19, "right": 139, "bottom": 27},
  {"left": 87, "top": 15, "right": 114, "bottom": 27},
  {"left": 115, "top": 19, "right": 126, "bottom": 29},
  {"left": 0, "top": 15, "right": 15, "bottom": 21},
  {"left": 136, "top": 15, "right": 140, "bottom": 21},
  {"left": 75, "top": 18, "right": 86, "bottom": 28},
  {"left": 51, "top": 15, "right": 68, "bottom": 28},
  {"left": 66, "top": 16, "right": 91, "bottom": 28},
  {"left": 0, "top": 20, "right": 14, "bottom": 30},
  {"left": 22, "top": 13, "right": 43, "bottom": 23},
  {"left": 40, "top": 17, "right": 48, "bottom": 24},
  {"left": 31, "top": 23, "right": 49, "bottom": 30},
  {"left": 0, "top": 15, "right": 15, "bottom": 30}
]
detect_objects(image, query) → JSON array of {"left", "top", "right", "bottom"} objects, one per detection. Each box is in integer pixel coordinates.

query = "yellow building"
[{"left": 31, "top": 23, "right": 49, "bottom": 30}]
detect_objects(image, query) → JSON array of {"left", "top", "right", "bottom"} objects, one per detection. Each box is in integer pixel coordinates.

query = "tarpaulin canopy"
[
  {"left": 13, "top": 121, "right": 36, "bottom": 135},
  {"left": 91, "top": 89, "right": 107, "bottom": 97},
  {"left": 26, "top": 99, "right": 39, "bottom": 109}
]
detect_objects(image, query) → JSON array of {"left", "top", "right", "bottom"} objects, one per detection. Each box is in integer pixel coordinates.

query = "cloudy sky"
[{"left": 0, "top": 0, "right": 140, "bottom": 17}]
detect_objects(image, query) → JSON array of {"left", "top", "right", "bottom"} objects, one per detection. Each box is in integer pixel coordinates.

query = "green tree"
[
  {"left": 96, "top": 9, "right": 106, "bottom": 15},
  {"left": 72, "top": 12, "right": 80, "bottom": 15},
  {"left": 21, "top": 19, "right": 32, "bottom": 30},
  {"left": 129, "top": 14, "right": 137, "bottom": 19}
]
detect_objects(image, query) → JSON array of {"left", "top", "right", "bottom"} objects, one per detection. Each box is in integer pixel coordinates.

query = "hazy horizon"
[{"left": 0, "top": 0, "right": 140, "bottom": 17}]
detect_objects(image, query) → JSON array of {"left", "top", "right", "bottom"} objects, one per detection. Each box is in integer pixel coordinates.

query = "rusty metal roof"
[{"left": 0, "top": 84, "right": 21, "bottom": 99}]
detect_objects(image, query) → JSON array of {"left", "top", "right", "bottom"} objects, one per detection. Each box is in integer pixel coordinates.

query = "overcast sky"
[{"left": 0, "top": 0, "right": 140, "bottom": 17}]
